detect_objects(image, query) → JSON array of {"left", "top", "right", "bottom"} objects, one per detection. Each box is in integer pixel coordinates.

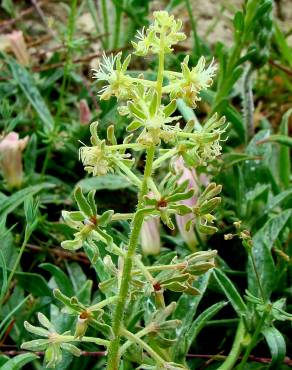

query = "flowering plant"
[{"left": 22, "top": 11, "right": 226, "bottom": 369}]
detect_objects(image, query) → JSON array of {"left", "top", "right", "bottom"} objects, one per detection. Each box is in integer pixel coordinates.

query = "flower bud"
[
  {"left": 174, "top": 157, "right": 202, "bottom": 250},
  {"left": 0, "top": 132, "right": 28, "bottom": 188},
  {"left": 74, "top": 313, "right": 89, "bottom": 339},
  {"left": 7, "top": 30, "right": 30, "bottom": 66},
  {"left": 79, "top": 99, "right": 91, "bottom": 125},
  {"left": 140, "top": 216, "right": 160, "bottom": 255}
]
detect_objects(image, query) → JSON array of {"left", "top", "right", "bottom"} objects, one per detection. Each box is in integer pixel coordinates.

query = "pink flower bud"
[
  {"left": 7, "top": 31, "right": 30, "bottom": 66},
  {"left": 140, "top": 216, "right": 161, "bottom": 255},
  {"left": 174, "top": 157, "right": 201, "bottom": 250},
  {"left": 79, "top": 99, "right": 91, "bottom": 125},
  {"left": 0, "top": 132, "right": 29, "bottom": 188}
]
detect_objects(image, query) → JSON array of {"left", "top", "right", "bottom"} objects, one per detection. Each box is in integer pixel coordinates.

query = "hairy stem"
[{"left": 106, "top": 146, "right": 155, "bottom": 370}]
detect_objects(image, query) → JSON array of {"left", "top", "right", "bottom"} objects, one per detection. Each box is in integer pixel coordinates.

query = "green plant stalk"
[
  {"left": 213, "top": 42, "right": 242, "bottom": 111},
  {"left": 121, "top": 328, "right": 166, "bottom": 366},
  {"left": 184, "top": 0, "right": 201, "bottom": 57},
  {"left": 242, "top": 64, "right": 254, "bottom": 142},
  {"left": 156, "top": 34, "right": 165, "bottom": 102},
  {"left": 41, "top": 0, "right": 78, "bottom": 176},
  {"left": 106, "top": 35, "right": 166, "bottom": 367},
  {"left": 237, "top": 312, "right": 268, "bottom": 370},
  {"left": 3, "top": 232, "right": 30, "bottom": 305},
  {"left": 216, "top": 319, "right": 245, "bottom": 370},
  {"left": 113, "top": 0, "right": 124, "bottom": 48},
  {"left": 248, "top": 247, "right": 266, "bottom": 302},
  {"left": 101, "top": 0, "right": 109, "bottom": 49},
  {"left": 120, "top": 324, "right": 156, "bottom": 354},
  {"left": 106, "top": 146, "right": 155, "bottom": 370}
]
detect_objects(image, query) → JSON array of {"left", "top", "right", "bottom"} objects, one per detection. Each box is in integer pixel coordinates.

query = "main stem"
[
  {"left": 106, "top": 146, "right": 155, "bottom": 370},
  {"left": 217, "top": 319, "right": 245, "bottom": 370},
  {"left": 106, "top": 33, "right": 165, "bottom": 369}
]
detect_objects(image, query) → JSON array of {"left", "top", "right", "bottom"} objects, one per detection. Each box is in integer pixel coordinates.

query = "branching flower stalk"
[{"left": 23, "top": 11, "right": 227, "bottom": 370}]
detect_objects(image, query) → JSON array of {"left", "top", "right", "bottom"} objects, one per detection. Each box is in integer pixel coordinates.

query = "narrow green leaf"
[
  {"left": 247, "top": 210, "right": 292, "bottom": 299},
  {"left": 273, "top": 23, "right": 292, "bottom": 67},
  {"left": 257, "top": 134, "right": 292, "bottom": 147},
  {"left": 1, "top": 353, "right": 39, "bottom": 370},
  {"left": 0, "top": 184, "right": 53, "bottom": 218},
  {"left": 172, "top": 271, "right": 211, "bottom": 361},
  {"left": 5, "top": 56, "right": 54, "bottom": 132},
  {"left": 76, "top": 174, "right": 132, "bottom": 193},
  {"left": 186, "top": 301, "right": 227, "bottom": 351},
  {"left": 40, "top": 263, "right": 74, "bottom": 296},
  {"left": 213, "top": 268, "right": 247, "bottom": 317},
  {"left": 279, "top": 109, "right": 292, "bottom": 188},
  {"left": 0, "top": 250, "right": 7, "bottom": 301},
  {"left": 15, "top": 271, "right": 52, "bottom": 297},
  {"left": 261, "top": 326, "right": 286, "bottom": 368},
  {"left": 74, "top": 187, "right": 92, "bottom": 217}
]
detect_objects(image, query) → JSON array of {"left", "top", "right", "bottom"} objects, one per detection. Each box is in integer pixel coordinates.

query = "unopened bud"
[
  {"left": 7, "top": 30, "right": 30, "bottom": 66},
  {"left": 199, "top": 197, "right": 221, "bottom": 215},
  {"left": 74, "top": 313, "right": 89, "bottom": 338},
  {"left": 0, "top": 132, "right": 29, "bottom": 188},
  {"left": 79, "top": 99, "right": 91, "bottom": 125},
  {"left": 140, "top": 216, "right": 161, "bottom": 255},
  {"left": 224, "top": 233, "right": 234, "bottom": 240}
]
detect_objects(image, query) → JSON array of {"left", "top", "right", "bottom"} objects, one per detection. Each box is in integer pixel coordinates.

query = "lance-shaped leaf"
[{"left": 74, "top": 187, "right": 92, "bottom": 217}]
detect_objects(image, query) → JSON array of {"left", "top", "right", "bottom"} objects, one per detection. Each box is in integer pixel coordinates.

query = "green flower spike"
[{"left": 132, "top": 11, "right": 186, "bottom": 56}]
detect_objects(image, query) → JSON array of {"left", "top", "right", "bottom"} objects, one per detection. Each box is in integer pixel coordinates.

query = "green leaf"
[
  {"left": 222, "top": 153, "right": 260, "bottom": 168},
  {"left": 23, "top": 133, "right": 37, "bottom": 175},
  {"left": 233, "top": 11, "right": 244, "bottom": 32},
  {"left": 261, "top": 326, "right": 286, "bottom": 369},
  {"left": 76, "top": 174, "right": 132, "bottom": 193},
  {"left": 66, "top": 262, "right": 87, "bottom": 294},
  {"left": 5, "top": 56, "right": 54, "bottom": 132},
  {"left": 257, "top": 134, "right": 292, "bottom": 147},
  {"left": 279, "top": 109, "right": 292, "bottom": 188},
  {"left": 15, "top": 271, "right": 52, "bottom": 297},
  {"left": 1, "top": 353, "right": 39, "bottom": 370},
  {"left": 0, "top": 184, "right": 54, "bottom": 219},
  {"left": 74, "top": 187, "right": 92, "bottom": 217},
  {"left": 273, "top": 23, "right": 292, "bottom": 67},
  {"left": 0, "top": 250, "right": 7, "bottom": 301},
  {"left": 201, "top": 90, "right": 245, "bottom": 141},
  {"left": 172, "top": 271, "right": 211, "bottom": 361},
  {"left": 186, "top": 301, "right": 227, "bottom": 351},
  {"left": 247, "top": 210, "right": 292, "bottom": 299},
  {"left": 213, "top": 268, "right": 247, "bottom": 317},
  {"left": 40, "top": 263, "right": 74, "bottom": 296}
]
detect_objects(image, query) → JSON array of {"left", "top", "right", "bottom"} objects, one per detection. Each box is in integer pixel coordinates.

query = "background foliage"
[{"left": 0, "top": 0, "right": 291, "bottom": 369}]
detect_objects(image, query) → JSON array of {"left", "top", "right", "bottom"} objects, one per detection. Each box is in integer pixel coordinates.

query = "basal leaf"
[{"left": 261, "top": 326, "right": 286, "bottom": 369}]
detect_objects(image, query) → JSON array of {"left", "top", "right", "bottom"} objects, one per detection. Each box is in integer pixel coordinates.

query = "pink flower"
[
  {"left": 79, "top": 99, "right": 91, "bottom": 125},
  {"left": 140, "top": 216, "right": 161, "bottom": 255},
  {"left": 0, "top": 132, "right": 29, "bottom": 188},
  {"left": 174, "top": 157, "right": 208, "bottom": 251},
  {"left": 7, "top": 31, "right": 30, "bottom": 66}
]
